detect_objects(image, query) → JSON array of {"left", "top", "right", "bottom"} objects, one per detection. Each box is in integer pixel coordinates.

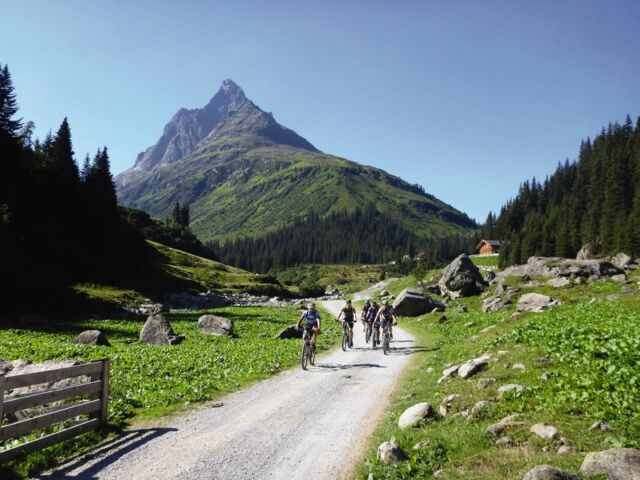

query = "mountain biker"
[
  {"left": 296, "top": 303, "right": 321, "bottom": 350},
  {"left": 366, "top": 300, "right": 380, "bottom": 344},
  {"left": 337, "top": 299, "right": 357, "bottom": 346},
  {"left": 361, "top": 299, "right": 372, "bottom": 332},
  {"left": 375, "top": 300, "right": 397, "bottom": 341}
]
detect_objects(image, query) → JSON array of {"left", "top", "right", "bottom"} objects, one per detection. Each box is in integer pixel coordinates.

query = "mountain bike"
[
  {"left": 341, "top": 322, "right": 350, "bottom": 351},
  {"left": 372, "top": 322, "right": 380, "bottom": 350},
  {"left": 365, "top": 321, "right": 372, "bottom": 344},
  {"left": 301, "top": 330, "right": 316, "bottom": 370},
  {"left": 382, "top": 323, "right": 391, "bottom": 355}
]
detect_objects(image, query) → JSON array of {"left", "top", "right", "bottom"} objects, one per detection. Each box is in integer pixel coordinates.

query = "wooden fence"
[{"left": 0, "top": 358, "right": 109, "bottom": 464}]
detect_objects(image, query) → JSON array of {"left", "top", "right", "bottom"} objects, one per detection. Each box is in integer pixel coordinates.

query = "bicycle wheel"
[
  {"left": 383, "top": 333, "right": 390, "bottom": 355},
  {"left": 372, "top": 330, "right": 377, "bottom": 350},
  {"left": 301, "top": 342, "right": 309, "bottom": 370},
  {"left": 365, "top": 325, "right": 371, "bottom": 343},
  {"left": 310, "top": 343, "right": 316, "bottom": 365},
  {"left": 342, "top": 330, "right": 348, "bottom": 351}
]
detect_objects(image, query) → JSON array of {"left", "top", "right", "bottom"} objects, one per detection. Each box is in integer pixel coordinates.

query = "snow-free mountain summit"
[{"left": 115, "top": 80, "right": 476, "bottom": 242}]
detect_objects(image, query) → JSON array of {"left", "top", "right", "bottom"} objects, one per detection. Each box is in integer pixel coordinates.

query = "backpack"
[{"left": 303, "top": 310, "right": 320, "bottom": 327}]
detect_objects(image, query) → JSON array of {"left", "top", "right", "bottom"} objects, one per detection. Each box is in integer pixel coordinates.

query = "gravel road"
[{"left": 36, "top": 295, "right": 415, "bottom": 480}]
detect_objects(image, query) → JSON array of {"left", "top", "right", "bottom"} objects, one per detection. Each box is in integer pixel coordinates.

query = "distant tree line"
[
  {"left": 209, "top": 204, "right": 477, "bottom": 273},
  {"left": 488, "top": 116, "right": 640, "bottom": 266}
]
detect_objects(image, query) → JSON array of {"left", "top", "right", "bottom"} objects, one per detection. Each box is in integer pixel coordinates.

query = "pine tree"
[
  {"left": 51, "top": 118, "right": 79, "bottom": 185},
  {"left": 0, "top": 64, "right": 22, "bottom": 136}
]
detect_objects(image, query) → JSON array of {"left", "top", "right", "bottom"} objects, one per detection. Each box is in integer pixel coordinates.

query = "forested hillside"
[
  {"left": 489, "top": 116, "right": 640, "bottom": 265},
  {"left": 210, "top": 205, "right": 476, "bottom": 272}
]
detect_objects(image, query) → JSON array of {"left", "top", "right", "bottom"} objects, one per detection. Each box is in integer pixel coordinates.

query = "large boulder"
[
  {"left": 580, "top": 448, "right": 640, "bottom": 479},
  {"left": 139, "top": 313, "right": 184, "bottom": 346},
  {"left": 517, "top": 293, "right": 557, "bottom": 313},
  {"left": 523, "top": 465, "right": 579, "bottom": 480},
  {"left": 275, "top": 325, "right": 303, "bottom": 340},
  {"left": 438, "top": 254, "right": 488, "bottom": 298},
  {"left": 197, "top": 315, "right": 234, "bottom": 337},
  {"left": 496, "top": 256, "right": 623, "bottom": 283},
  {"left": 612, "top": 252, "right": 634, "bottom": 269},
  {"left": 392, "top": 288, "right": 445, "bottom": 316},
  {"left": 74, "top": 330, "right": 110, "bottom": 346},
  {"left": 398, "top": 402, "right": 433, "bottom": 429}
]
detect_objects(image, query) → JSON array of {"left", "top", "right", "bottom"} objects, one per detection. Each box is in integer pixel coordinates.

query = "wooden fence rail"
[{"left": 0, "top": 358, "right": 109, "bottom": 464}]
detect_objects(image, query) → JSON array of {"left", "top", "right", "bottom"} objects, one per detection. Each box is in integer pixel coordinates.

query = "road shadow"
[
  {"left": 34, "top": 428, "right": 177, "bottom": 480},
  {"left": 388, "top": 344, "right": 438, "bottom": 356},
  {"left": 308, "top": 362, "right": 386, "bottom": 372}
]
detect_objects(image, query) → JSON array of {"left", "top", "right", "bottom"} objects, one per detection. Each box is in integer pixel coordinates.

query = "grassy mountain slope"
[{"left": 119, "top": 143, "right": 475, "bottom": 243}]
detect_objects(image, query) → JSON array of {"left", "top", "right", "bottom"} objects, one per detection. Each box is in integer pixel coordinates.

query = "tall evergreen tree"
[{"left": 0, "top": 64, "right": 22, "bottom": 136}]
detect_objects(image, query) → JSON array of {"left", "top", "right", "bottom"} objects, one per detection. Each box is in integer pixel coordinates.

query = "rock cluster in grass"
[{"left": 522, "top": 465, "right": 579, "bottom": 480}]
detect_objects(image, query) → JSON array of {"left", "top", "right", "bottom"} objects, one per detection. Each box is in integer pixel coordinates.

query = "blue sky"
[{"left": 2, "top": 0, "right": 640, "bottom": 222}]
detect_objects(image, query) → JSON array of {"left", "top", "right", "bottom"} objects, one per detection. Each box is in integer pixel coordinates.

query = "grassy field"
[
  {"left": 0, "top": 305, "right": 340, "bottom": 477},
  {"left": 469, "top": 255, "right": 500, "bottom": 268},
  {"left": 275, "top": 263, "right": 385, "bottom": 294},
  {"left": 356, "top": 273, "right": 640, "bottom": 479},
  {"left": 70, "top": 241, "right": 289, "bottom": 312}
]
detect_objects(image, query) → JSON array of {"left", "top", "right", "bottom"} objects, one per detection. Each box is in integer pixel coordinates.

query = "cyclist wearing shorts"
[
  {"left": 375, "top": 300, "right": 397, "bottom": 340},
  {"left": 296, "top": 303, "right": 321, "bottom": 350},
  {"left": 337, "top": 299, "right": 357, "bottom": 346}
]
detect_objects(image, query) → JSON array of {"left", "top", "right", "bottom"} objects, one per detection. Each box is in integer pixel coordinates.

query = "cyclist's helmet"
[
  {"left": 382, "top": 300, "right": 389, "bottom": 306},
  {"left": 346, "top": 299, "right": 352, "bottom": 304},
  {"left": 308, "top": 302, "right": 316, "bottom": 310},
  {"left": 365, "top": 299, "right": 371, "bottom": 305}
]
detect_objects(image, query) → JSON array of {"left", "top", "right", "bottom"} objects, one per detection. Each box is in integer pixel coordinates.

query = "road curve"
[{"left": 36, "top": 297, "right": 415, "bottom": 480}]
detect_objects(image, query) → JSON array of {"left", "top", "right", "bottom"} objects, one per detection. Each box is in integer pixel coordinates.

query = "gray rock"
[
  {"left": 612, "top": 252, "right": 633, "bottom": 269},
  {"left": 530, "top": 423, "right": 560, "bottom": 440},
  {"left": 438, "top": 394, "right": 461, "bottom": 416},
  {"left": 607, "top": 294, "right": 621, "bottom": 301},
  {"left": 412, "top": 440, "right": 431, "bottom": 450},
  {"left": 557, "top": 446, "right": 574, "bottom": 455},
  {"left": 580, "top": 448, "right": 640, "bottom": 479},
  {"left": 496, "top": 436, "right": 514, "bottom": 446},
  {"left": 495, "top": 255, "right": 623, "bottom": 283},
  {"left": 398, "top": 402, "right": 433, "bottom": 429},
  {"left": 589, "top": 420, "right": 610, "bottom": 431},
  {"left": 74, "top": 330, "right": 110, "bottom": 346},
  {"left": 464, "top": 321, "right": 476, "bottom": 328},
  {"left": 512, "top": 363, "right": 526, "bottom": 371},
  {"left": 377, "top": 441, "right": 407, "bottom": 463},
  {"left": 479, "top": 325, "right": 496, "bottom": 333},
  {"left": 458, "top": 356, "right": 490, "bottom": 379},
  {"left": 437, "top": 364, "right": 460, "bottom": 383},
  {"left": 577, "top": 243, "right": 597, "bottom": 260},
  {"left": 476, "top": 378, "right": 496, "bottom": 389},
  {"left": 498, "top": 384, "right": 525, "bottom": 397},
  {"left": 468, "top": 400, "right": 493, "bottom": 419},
  {"left": 433, "top": 469, "right": 445, "bottom": 477},
  {"left": 139, "top": 313, "right": 184, "bottom": 346},
  {"left": 392, "top": 288, "right": 445, "bottom": 316},
  {"left": 523, "top": 465, "right": 579, "bottom": 480},
  {"left": 457, "top": 305, "right": 468, "bottom": 313},
  {"left": 486, "top": 414, "right": 526, "bottom": 434},
  {"left": 197, "top": 315, "right": 234, "bottom": 337},
  {"left": 275, "top": 325, "right": 303, "bottom": 340},
  {"left": 539, "top": 372, "right": 551, "bottom": 382},
  {"left": 547, "top": 277, "right": 571, "bottom": 288},
  {"left": 517, "top": 293, "right": 557, "bottom": 313},
  {"left": 438, "top": 254, "right": 488, "bottom": 298},
  {"left": 611, "top": 274, "right": 628, "bottom": 283}
]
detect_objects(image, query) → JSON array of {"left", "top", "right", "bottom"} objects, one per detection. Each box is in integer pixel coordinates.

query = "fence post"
[
  {"left": 99, "top": 359, "right": 110, "bottom": 425},
  {"left": 0, "top": 376, "right": 5, "bottom": 430}
]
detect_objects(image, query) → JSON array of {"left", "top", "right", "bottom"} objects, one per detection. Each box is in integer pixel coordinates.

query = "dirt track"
[{"left": 36, "top": 293, "right": 415, "bottom": 480}]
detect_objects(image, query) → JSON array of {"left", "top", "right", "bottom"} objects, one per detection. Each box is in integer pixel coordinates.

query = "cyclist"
[
  {"left": 337, "top": 299, "right": 357, "bottom": 347},
  {"left": 375, "top": 300, "right": 397, "bottom": 341},
  {"left": 361, "top": 299, "right": 372, "bottom": 332},
  {"left": 366, "top": 300, "right": 380, "bottom": 344},
  {"left": 295, "top": 303, "right": 321, "bottom": 350}
]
